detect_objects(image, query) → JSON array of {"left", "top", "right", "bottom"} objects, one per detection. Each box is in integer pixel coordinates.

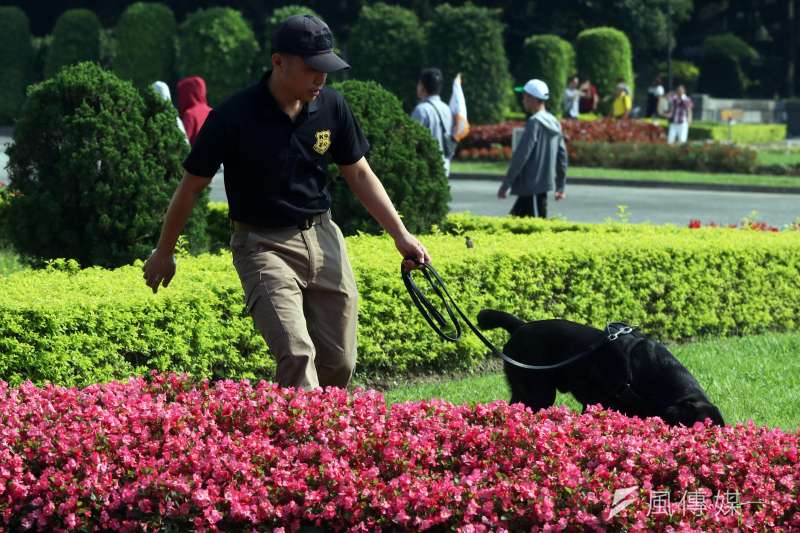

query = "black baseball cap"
[{"left": 272, "top": 15, "right": 350, "bottom": 73}]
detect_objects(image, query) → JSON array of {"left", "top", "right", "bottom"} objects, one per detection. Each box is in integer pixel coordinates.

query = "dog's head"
[{"left": 663, "top": 399, "right": 725, "bottom": 427}]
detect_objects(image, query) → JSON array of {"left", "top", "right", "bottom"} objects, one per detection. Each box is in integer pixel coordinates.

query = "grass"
[
  {"left": 381, "top": 330, "right": 800, "bottom": 432},
  {"left": 451, "top": 161, "right": 800, "bottom": 189}
]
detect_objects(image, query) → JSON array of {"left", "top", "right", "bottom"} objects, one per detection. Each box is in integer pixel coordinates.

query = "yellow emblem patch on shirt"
[{"left": 313, "top": 129, "right": 331, "bottom": 155}]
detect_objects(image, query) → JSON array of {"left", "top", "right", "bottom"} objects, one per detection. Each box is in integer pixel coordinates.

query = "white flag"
[{"left": 449, "top": 73, "right": 470, "bottom": 142}]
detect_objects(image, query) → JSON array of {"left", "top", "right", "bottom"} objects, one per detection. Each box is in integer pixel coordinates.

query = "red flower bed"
[
  {"left": 457, "top": 119, "right": 665, "bottom": 156},
  {"left": 1, "top": 374, "right": 798, "bottom": 531},
  {"left": 562, "top": 118, "right": 665, "bottom": 144},
  {"left": 688, "top": 219, "right": 787, "bottom": 232}
]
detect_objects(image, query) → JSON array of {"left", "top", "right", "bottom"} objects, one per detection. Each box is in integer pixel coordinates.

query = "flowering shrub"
[{"left": 1, "top": 374, "right": 798, "bottom": 531}]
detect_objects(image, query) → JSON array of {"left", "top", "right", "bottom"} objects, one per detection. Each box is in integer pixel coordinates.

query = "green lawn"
[
  {"left": 381, "top": 330, "right": 800, "bottom": 432},
  {"left": 451, "top": 161, "right": 800, "bottom": 189}
]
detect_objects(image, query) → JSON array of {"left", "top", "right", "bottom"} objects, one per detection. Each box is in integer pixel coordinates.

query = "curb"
[{"left": 450, "top": 173, "right": 800, "bottom": 195}]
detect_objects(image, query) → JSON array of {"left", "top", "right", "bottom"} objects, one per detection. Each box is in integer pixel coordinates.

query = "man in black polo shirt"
[{"left": 143, "top": 15, "right": 430, "bottom": 390}]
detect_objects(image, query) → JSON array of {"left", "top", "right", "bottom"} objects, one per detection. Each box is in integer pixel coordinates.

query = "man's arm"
[
  {"left": 142, "top": 173, "right": 211, "bottom": 293},
  {"left": 338, "top": 157, "right": 430, "bottom": 268},
  {"left": 555, "top": 135, "right": 568, "bottom": 200}
]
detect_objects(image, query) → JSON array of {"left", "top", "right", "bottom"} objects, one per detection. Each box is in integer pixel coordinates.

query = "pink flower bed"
[{"left": 1, "top": 374, "right": 798, "bottom": 532}]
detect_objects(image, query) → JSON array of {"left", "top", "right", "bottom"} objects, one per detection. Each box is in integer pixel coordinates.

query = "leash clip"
[{"left": 607, "top": 324, "right": 634, "bottom": 341}]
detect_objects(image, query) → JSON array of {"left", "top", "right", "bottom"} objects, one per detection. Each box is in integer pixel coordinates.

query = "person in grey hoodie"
[{"left": 498, "top": 79, "right": 568, "bottom": 218}]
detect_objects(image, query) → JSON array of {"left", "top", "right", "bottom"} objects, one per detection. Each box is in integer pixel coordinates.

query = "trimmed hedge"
[
  {"left": 6, "top": 62, "right": 208, "bottom": 268},
  {"left": 43, "top": 9, "right": 101, "bottom": 79},
  {"left": 516, "top": 35, "right": 573, "bottom": 118},
  {"left": 0, "top": 7, "right": 34, "bottom": 124},
  {"left": 329, "top": 80, "right": 449, "bottom": 235},
  {"left": 568, "top": 141, "right": 758, "bottom": 173},
  {"left": 348, "top": 3, "right": 425, "bottom": 112},
  {"left": 261, "top": 5, "right": 322, "bottom": 72},
  {"left": 426, "top": 4, "right": 512, "bottom": 124},
  {"left": 689, "top": 122, "right": 786, "bottom": 144},
  {"left": 2, "top": 215, "right": 799, "bottom": 387},
  {"left": 177, "top": 7, "right": 260, "bottom": 106},
  {"left": 576, "top": 27, "right": 633, "bottom": 113},
  {"left": 114, "top": 2, "right": 177, "bottom": 89}
]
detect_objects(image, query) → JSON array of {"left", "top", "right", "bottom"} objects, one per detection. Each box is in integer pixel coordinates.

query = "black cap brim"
[{"left": 304, "top": 51, "right": 350, "bottom": 73}]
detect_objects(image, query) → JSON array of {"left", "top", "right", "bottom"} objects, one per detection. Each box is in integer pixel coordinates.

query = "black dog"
[{"left": 477, "top": 309, "right": 724, "bottom": 427}]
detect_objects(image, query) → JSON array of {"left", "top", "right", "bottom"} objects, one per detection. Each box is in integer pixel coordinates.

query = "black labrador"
[{"left": 477, "top": 309, "right": 724, "bottom": 427}]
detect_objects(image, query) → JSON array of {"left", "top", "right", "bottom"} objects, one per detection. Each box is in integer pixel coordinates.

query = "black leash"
[{"left": 401, "top": 259, "right": 635, "bottom": 371}]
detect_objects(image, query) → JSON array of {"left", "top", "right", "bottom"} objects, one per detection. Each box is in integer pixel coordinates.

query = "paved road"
[
  {"left": 3, "top": 131, "right": 798, "bottom": 227},
  {"left": 206, "top": 174, "right": 799, "bottom": 228}
]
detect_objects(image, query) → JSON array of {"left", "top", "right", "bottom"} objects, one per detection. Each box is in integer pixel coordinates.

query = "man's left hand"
[
  {"left": 395, "top": 232, "right": 430, "bottom": 270},
  {"left": 555, "top": 191, "right": 566, "bottom": 201}
]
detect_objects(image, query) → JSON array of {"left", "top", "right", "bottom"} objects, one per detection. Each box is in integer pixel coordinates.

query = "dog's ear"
[{"left": 663, "top": 400, "right": 725, "bottom": 427}]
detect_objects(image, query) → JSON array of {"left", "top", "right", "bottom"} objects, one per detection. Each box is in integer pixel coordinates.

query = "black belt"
[{"left": 232, "top": 211, "right": 328, "bottom": 232}]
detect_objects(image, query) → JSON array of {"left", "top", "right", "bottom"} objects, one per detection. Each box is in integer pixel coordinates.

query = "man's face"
[
  {"left": 569, "top": 77, "right": 578, "bottom": 88},
  {"left": 273, "top": 53, "right": 327, "bottom": 103},
  {"left": 522, "top": 93, "right": 538, "bottom": 112},
  {"left": 676, "top": 85, "right": 686, "bottom": 97},
  {"left": 417, "top": 81, "right": 426, "bottom": 100}
]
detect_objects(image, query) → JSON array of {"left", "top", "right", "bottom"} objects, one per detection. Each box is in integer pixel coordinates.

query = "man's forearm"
[
  {"left": 340, "top": 159, "right": 407, "bottom": 239},
  {"left": 156, "top": 175, "right": 208, "bottom": 253}
]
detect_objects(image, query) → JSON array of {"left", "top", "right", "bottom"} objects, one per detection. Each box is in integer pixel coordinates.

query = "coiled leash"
[{"left": 401, "top": 259, "right": 636, "bottom": 371}]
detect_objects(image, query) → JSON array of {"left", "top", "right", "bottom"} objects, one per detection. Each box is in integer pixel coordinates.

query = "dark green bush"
[
  {"left": 698, "top": 33, "right": 759, "bottom": 98},
  {"left": 348, "top": 3, "right": 425, "bottom": 112},
  {"left": 114, "top": 2, "right": 177, "bottom": 89},
  {"left": 178, "top": 7, "right": 260, "bottom": 105},
  {"left": 261, "top": 4, "right": 322, "bottom": 64},
  {"left": 569, "top": 141, "right": 758, "bottom": 174},
  {"left": 43, "top": 9, "right": 101, "bottom": 79},
  {"left": 515, "top": 35, "right": 573, "bottom": 117},
  {"left": 576, "top": 27, "right": 633, "bottom": 111},
  {"left": 426, "top": 4, "right": 512, "bottom": 124},
  {"left": 6, "top": 62, "right": 207, "bottom": 268},
  {"left": 2, "top": 218, "right": 799, "bottom": 387},
  {"left": 31, "top": 35, "right": 52, "bottom": 83},
  {"left": 206, "top": 202, "right": 230, "bottom": 252},
  {"left": 0, "top": 7, "right": 34, "bottom": 124},
  {"left": 328, "top": 80, "right": 449, "bottom": 235}
]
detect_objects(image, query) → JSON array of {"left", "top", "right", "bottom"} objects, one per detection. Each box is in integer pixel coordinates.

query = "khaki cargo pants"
[{"left": 230, "top": 212, "right": 358, "bottom": 390}]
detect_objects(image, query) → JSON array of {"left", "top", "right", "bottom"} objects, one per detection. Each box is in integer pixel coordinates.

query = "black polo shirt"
[{"left": 183, "top": 71, "right": 369, "bottom": 227}]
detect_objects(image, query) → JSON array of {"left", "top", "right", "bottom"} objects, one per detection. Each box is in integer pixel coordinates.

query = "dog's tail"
[{"left": 477, "top": 309, "right": 525, "bottom": 334}]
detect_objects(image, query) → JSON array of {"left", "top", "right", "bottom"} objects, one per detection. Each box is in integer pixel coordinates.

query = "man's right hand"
[{"left": 143, "top": 248, "right": 176, "bottom": 294}]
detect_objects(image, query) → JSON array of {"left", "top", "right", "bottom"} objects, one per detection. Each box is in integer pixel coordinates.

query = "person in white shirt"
[
  {"left": 563, "top": 75, "right": 581, "bottom": 119},
  {"left": 646, "top": 75, "right": 665, "bottom": 118}
]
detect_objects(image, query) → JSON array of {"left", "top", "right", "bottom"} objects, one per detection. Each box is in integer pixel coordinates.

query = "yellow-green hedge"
[{"left": 2, "top": 216, "right": 799, "bottom": 387}]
